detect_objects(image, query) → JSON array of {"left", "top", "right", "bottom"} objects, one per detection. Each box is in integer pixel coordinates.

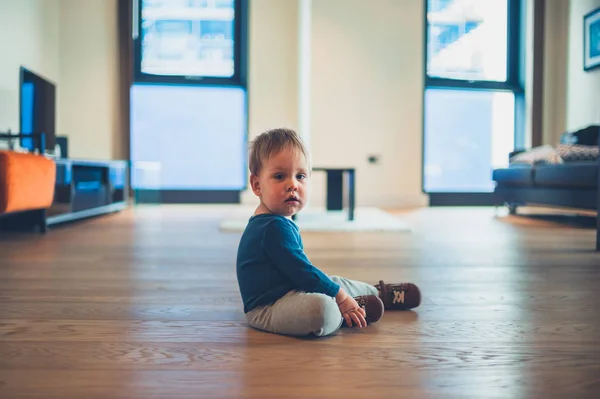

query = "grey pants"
[{"left": 245, "top": 276, "right": 378, "bottom": 337}]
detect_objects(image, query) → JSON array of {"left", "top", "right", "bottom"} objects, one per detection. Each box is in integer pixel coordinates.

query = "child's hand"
[{"left": 336, "top": 296, "right": 367, "bottom": 328}]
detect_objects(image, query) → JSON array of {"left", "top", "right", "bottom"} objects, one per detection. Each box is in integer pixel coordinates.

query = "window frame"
[
  {"left": 132, "top": 0, "right": 248, "bottom": 87},
  {"left": 422, "top": 0, "right": 526, "bottom": 202}
]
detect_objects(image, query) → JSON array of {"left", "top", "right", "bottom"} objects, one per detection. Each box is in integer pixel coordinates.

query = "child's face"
[{"left": 251, "top": 147, "right": 310, "bottom": 217}]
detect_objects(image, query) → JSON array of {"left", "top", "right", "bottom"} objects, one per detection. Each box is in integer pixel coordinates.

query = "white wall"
[
  {"left": 0, "top": 0, "right": 60, "bottom": 135},
  {"left": 566, "top": 0, "right": 600, "bottom": 131},
  {"left": 542, "top": 0, "right": 600, "bottom": 144},
  {"left": 310, "top": 0, "right": 426, "bottom": 208},
  {"left": 0, "top": 0, "right": 120, "bottom": 159},
  {"left": 240, "top": 0, "right": 300, "bottom": 204},
  {"left": 243, "top": 0, "right": 427, "bottom": 209},
  {"left": 247, "top": 0, "right": 299, "bottom": 135},
  {"left": 58, "top": 0, "right": 121, "bottom": 160}
]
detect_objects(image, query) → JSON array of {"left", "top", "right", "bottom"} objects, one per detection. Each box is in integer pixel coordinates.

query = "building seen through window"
[
  {"left": 427, "top": 0, "right": 508, "bottom": 82},
  {"left": 140, "top": 0, "right": 235, "bottom": 77}
]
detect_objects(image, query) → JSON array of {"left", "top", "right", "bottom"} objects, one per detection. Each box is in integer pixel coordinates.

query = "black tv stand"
[{"left": 47, "top": 158, "right": 129, "bottom": 227}]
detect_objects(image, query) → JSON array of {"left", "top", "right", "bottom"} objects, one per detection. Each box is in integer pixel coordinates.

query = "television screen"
[{"left": 19, "top": 67, "right": 56, "bottom": 152}]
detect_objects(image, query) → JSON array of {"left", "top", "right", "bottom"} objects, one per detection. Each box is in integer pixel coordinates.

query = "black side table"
[{"left": 293, "top": 167, "right": 355, "bottom": 221}]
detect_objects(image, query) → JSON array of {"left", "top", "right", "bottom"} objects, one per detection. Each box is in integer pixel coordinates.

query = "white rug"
[{"left": 219, "top": 207, "right": 411, "bottom": 233}]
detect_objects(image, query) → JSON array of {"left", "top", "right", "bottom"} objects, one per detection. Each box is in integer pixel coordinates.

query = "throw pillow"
[
  {"left": 555, "top": 144, "right": 599, "bottom": 162},
  {"left": 509, "top": 145, "right": 563, "bottom": 165},
  {"left": 560, "top": 125, "right": 599, "bottom": 146}
]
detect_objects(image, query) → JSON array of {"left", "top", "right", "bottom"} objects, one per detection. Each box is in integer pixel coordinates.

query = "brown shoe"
[
  {"left": 353, "top": 295, "right": 384, "bottom": 324},
  {"left": 375, "top": 280, "right": 422, "bottom": 310}
]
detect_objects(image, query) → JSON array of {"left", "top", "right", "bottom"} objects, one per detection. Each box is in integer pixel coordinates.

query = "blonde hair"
[{"left": 249, "top": 128, "right": 310, "bottom": 176}]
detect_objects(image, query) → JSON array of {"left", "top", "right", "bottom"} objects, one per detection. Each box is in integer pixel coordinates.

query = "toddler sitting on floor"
[{"left": 236, "top": 128, "right": 421, "bottom": 337}]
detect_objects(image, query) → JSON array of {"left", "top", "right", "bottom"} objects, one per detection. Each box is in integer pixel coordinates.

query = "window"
[
  {"left": 129, "top": 0, "right": 249, "bottom": 201},
  {"left": 427, "top": 0, "right": 509, "bottom": 82},
  {"left": 423, "top": 0, "right": 523, "bottom": 199},
  {"left": 134, "top": 0, "right": 246, "bottom": 85},
  {"left": 423, "top": 88, "right": 515, "bottom": 193},
  {"left": 130, "top": 84, "right": 247, "bottom": 191}
]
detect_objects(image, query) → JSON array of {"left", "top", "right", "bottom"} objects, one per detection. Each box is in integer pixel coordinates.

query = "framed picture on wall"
[{"left": 584, "top": 6, "right": 600, "bottom": 71}]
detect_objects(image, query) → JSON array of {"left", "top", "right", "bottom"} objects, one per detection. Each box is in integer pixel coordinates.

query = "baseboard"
[
  {"left": 428, "top": 193, "right": 497, "bottom": 206},
  {"left": 134, "top": 190, "right": 241, "bottom": 204}
]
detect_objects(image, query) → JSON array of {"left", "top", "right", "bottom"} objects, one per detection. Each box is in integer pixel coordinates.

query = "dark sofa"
[{"left": 492, "top": 125, "right": 600, "bottom": 251}]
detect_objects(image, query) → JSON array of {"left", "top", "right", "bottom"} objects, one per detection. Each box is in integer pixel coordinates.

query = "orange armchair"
[{"left": 0, "top": 150, "right": 56, "bottom": 233}]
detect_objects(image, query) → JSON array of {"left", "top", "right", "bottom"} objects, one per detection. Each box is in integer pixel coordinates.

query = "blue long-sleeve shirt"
[{"left": 236, "top": 213, "right": 341, "bottom": 313}]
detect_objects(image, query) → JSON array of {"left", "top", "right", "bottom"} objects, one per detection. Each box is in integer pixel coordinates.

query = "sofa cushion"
[
  {"left": 534, "top": 162, "right": 598, "bottom": 188},
  {"left": 493, "top": 165, "right": 534, "bottom": 186},
  {"left": 0, "top": 151, "right": 56, "bottom": 214}
]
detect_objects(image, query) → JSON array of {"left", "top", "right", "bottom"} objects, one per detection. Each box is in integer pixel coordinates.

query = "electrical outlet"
[{"left": 367, "top": 155, "right": 380, "bottom": 164}]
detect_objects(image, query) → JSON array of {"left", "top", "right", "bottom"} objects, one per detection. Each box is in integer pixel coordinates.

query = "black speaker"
[{"left": 56, "top": 136, "right": 68, "bottom": 158}]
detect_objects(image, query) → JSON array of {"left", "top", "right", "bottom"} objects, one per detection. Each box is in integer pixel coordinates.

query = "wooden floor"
[{"left": 0, "top": 205, "right": 599, "bottom": 398}]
